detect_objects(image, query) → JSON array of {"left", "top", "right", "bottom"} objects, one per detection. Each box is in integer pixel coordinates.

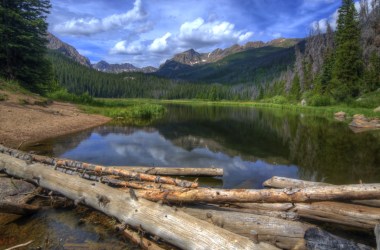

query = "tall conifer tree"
[
  {"left": 332, "top": 0, "right": 363, "bottom": 100},
  {"left": 0, "top": 0, "right": 52, "bottom": 92}
]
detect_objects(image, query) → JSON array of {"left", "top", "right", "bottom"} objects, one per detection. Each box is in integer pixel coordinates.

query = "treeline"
[
  {"left": 48, "top": 51, "right": 261, "bottom": 101},
  {"left": 262, "top": 0, "right": 380, "bottom": 105}
]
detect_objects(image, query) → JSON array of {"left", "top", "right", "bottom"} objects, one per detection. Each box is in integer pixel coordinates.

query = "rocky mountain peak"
[{"left": 46, "top": 32, "right": 92, "bottom": 68}]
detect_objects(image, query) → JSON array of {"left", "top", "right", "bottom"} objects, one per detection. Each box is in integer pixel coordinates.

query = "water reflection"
[{"left": 25, "top": 105, "right": 380, "bottom": 188}]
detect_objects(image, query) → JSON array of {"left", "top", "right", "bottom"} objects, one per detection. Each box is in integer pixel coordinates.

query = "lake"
[{"left": 26, "top": 104, "right": 380, "bottom": 188}]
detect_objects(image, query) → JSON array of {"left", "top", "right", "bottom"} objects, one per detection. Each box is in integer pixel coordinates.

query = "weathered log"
[
  {"left": 180, "top": 205, "right": 311, "bottom": 249},
  {"left": 0, "top": 145, "right": 198, "bottom": 188},
  {"left": 304, "top": 227, "right": 371, "bottom": 250},
  {"left": 121, "top": 227, "right": 165, "bottom": 250},
  {"left": 113, "top": 166, "right": 223, "bottom": 177},
  {"left": 232, "top": 202, "right": 380, "bottom": 230},
  {"left": 0, "top": 201, "right": 40, "bottom": 215},
  {"left": 263, "top": 176, "right": 380, "bottom": 207},
  {"left": 0, "top": 153, "right": 273, "bottom": 250},
  {"left": 135, "top": 183, "right": 380, "bottom": 203}
]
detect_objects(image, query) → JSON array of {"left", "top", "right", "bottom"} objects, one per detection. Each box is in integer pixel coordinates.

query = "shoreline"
[{"left": 0, "top": 91, "right": 111, "bottom": 148}]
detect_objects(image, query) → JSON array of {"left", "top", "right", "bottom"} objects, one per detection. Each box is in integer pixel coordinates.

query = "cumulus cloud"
[
  {"left": 54, "top": 0, "right": 147, "bottom": 36},
  {"left": 110, "top": 41, "right": 144, "bottom": 55},
  {"left": 148, "top": 32, "right": 172, "bottom": 53},
  {"left": 177, "top": 18, "right": 253, "bottom": 48}
]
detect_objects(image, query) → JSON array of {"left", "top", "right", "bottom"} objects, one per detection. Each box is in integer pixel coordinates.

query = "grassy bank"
[{"left": 92, "top": 97, "right": 379, "bottom": 119}]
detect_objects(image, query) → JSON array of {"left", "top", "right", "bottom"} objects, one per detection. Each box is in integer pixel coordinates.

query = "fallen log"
[
  {"left": 180, "top": 205, "right": 311, "bottom": 250},
  {"left": 0, "top": 145, "right": 198, "bottom": 188},
  {"left": 0, "top": 201, "right": 40, "bottom": 215},
  {"left": 135, "top": 183, "right": 380, "bottom": 203},
  {"left": 263, "top": 176, "right": 380, "bottom": 207},
  {"left": 375, "top": 224, "right": 380, "bottom": 250},
  {"left": 0, "top": 153, "right": 274, "bottom": 250},
  {"left": 113, "top": 166, "right": 223, "bottom": 177},
  {"left": 232, "top": 202, "right": 380, "bottom": 230}
]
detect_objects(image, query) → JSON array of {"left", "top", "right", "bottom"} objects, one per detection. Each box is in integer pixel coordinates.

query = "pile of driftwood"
[{"left": 0, "top": 145, "right": 379, "bottom": 250}]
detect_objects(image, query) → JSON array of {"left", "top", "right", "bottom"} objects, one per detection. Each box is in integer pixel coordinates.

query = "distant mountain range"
[
  {"left": 46, "top": 33, "right": 157, "bottom": 73},
  {"left": 46, "top": 33, "right": 302, "bottom": 85},
  {"left": 92, "top": 60, "right": 157, "bottom": 73}
]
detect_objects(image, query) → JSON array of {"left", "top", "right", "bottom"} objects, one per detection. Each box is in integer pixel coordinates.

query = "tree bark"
[
  {"left": 0, "top": 153, "right": 271, "bottom": 250},
  {"left": 112, "top": 166, "right": 223, "bottom": 177},
  {"left": 263, "top": 176, "right": 380, "bottom": 207},
  {"left": 135, "top": 184, "right": 380, "bottom": 203}
]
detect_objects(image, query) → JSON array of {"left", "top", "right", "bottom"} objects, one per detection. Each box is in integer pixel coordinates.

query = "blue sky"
[{"left": 48, "top": 0, "right": 344, "bottom": 67}]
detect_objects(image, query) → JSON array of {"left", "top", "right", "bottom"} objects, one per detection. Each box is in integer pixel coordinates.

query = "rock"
[
  {"left": 334, "top": 111, "right": 346, "bottom": 121},
  {"left": 301, "top": 99, "right": 307, "bottom": 106},
  {"left": 374, "top": 106, "right": 380, "bottom": 113},
  {"left": 349, "top": 114, "right": 380, "bottom": 132}
]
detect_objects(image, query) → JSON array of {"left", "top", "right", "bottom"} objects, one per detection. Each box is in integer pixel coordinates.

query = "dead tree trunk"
[
  {"left": 0, "top": 201, "right": 40, "bottom": 215},
  {"left": 263, "top": 176, "right": 380, "bottom": 207},
  {"left": 181, "top": 205, "right": 311, "bottom": 250},
  {"left": 112, "top": 166, "right": 223, "bottom": 177},
  {"left": 0, "top": 153, "right": 275, "bottom": 250},
  {"left": 135, "top": 184, "right": 380, "bottom": 203},
  {"left": 232, "top": 202, "right": 380, "bottom": 230}
]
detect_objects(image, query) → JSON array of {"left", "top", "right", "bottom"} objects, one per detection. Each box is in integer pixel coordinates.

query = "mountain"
[
  {"left": 92, "top": 61, "right": 157, "bottom": 73},
  {"left": 161, "top": 38, "right": 300, "bottom": 68},
  {"left": 156, "top": 38, "right": 302, "bottom": 84},
  {"left": 46, "top": 32, "right": 92, "bottom": 68}
]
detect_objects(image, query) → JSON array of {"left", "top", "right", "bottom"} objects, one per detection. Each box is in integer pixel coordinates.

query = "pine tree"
[
  {"left": 0, "top": 0, "right": 52, "bottom": 92},
  {"left": 289, "top": 73, "right": 301, "bottom": 100},
  {"left": 331, "top": 0, "right": 363, "bottom": 100}
]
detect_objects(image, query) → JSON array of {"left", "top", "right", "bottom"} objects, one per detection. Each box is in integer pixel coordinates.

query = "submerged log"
[
  {"left": 135, "top": 183, "right": 380, "bottom": 203},
  {"left": 263, "top": 176, "right": 380, "bottom": 207},
  {"left": 112, "top": 166, "right": 223, "bottom": 177},
  {"left": 375, "top": 225, "right": 380, "bottom": 250},
  {"left": 232, "top": 202, "right": 380, "bottom": 230},
  {"left": 181, "top": 205, "right": 311, "bottom": 250},
  {"left": 0, "top": 153, "right": 272, "bottom": 250},
  {"left": 0, "top": 201, "right": 40, "bottom": 215}
]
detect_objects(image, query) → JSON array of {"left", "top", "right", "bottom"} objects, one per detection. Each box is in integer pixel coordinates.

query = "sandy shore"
[{"left": 0, "top": 91, "right": 111, "bottom": 148}]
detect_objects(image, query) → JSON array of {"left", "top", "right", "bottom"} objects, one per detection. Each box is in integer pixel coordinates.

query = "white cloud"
[
  {"left": 148, "top": 32, "right": 172, "bottom": 53},
  {"left": 110, "top": 41, "right": 144, "bottom": 55},
  {"left": 271, "top": 32, "right": 282, "bottom": 38},
  {"left": 311, "top": 8, "right": 338, "bottom": 32},
  {"left": 54, "top": 0, "right": 147, "bottom": 36},
  {"left": 177, "top": 18, "right": 253, "bottom": 48}
]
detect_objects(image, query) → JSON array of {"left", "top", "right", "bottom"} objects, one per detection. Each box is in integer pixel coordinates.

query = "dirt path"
[{"left": 0, "top": 91, "right": 111, "bottom": 148}]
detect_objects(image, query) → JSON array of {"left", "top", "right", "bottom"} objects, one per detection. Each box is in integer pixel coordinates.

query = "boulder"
[
  {"left": 334, "top": 111, "right": 346, "bottom": 121},
  {"left": 301, "top": 99, "right": 307, "bottom": 106},
  {"left": 349, "top": 114, "right": 380, "bottom": 132},
  {"left": 374, "top": 106, "right": 380, "bottom": 113}
]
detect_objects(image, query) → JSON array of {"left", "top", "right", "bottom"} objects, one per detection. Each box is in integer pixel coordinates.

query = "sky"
[{"left": 47, "top": 0, "right": 345, "bottom": 67}]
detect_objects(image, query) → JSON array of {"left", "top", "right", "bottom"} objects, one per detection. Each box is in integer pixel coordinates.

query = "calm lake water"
[
  {"left": 26, "top": 104, "right": 380, "bottom": 188},
  {"left": 3, "top": 104, "right": 378, "bottom": 249}
]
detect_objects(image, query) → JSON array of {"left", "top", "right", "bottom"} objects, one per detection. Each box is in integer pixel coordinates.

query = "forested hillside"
[{"left": 262, "top": 0, "right": 380, "bottom": 105}]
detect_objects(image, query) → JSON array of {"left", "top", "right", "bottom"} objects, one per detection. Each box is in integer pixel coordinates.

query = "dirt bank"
[{"left": 0, "top": 91, "right": 111, "bottom": 148}]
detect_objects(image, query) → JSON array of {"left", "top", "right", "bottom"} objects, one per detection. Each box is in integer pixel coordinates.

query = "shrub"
[{"left": 308, "top": 94, "right": 333, "bottom": 106}]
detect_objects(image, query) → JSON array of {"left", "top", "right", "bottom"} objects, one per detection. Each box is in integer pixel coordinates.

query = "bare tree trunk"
[
  {"left": 181, "top": 205, "right": 311, "bottom": 250},
  {"left": 135, "top": 184, "right": 380, "bottom": 203},
  {"left": 263, "top": 176, "right": 380, "bottom": 207},
  {"left": 231, "top": 201, "right": 380, "bottom": 230},
  {"left": 112, "top": 166, "right": 223, "bottom": 177},
  {"left": 0, "top": 201, "right": 40, "bottom": 215},
  {"left": 0, "top": 153, "right": 273, "bottom": 250}
]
